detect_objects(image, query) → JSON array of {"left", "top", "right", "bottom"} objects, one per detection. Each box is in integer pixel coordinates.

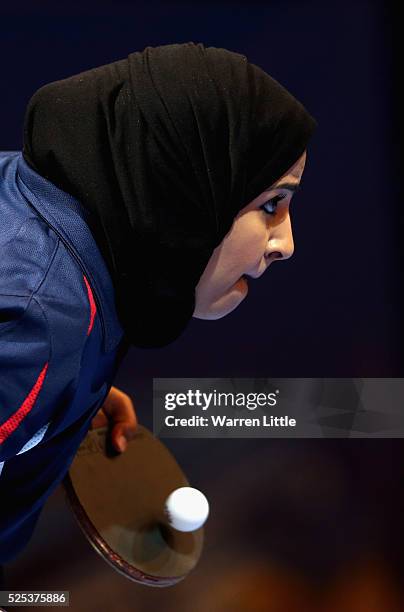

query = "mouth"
[{"left": 244, "top": 266, "right": 270, "bottom": 281}]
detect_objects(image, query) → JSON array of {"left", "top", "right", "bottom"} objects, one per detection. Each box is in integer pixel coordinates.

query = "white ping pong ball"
[{"left": 164, "top": 486, "right": 209, "bottom": 532}]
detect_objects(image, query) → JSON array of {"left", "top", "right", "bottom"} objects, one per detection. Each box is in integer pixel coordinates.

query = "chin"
[
  {"left": 193, "top": 288, "right": 247, "bottom": 320},
  {"left": 193, "top": 309, "right": 229, "bottom": 321}
]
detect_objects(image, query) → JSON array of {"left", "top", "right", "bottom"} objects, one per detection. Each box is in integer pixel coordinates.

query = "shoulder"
[{"left": 0, "top": 156, "right": 59, "bottom": 297}]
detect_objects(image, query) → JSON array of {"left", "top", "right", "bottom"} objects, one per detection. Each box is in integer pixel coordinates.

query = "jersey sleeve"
[{"left": 0, "top": 293, "right": 53, "bottom": 462}]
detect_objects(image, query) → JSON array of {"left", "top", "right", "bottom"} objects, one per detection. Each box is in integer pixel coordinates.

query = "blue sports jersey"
[{"left": 0, "top": 151, "right": 130, "bottom": 561}]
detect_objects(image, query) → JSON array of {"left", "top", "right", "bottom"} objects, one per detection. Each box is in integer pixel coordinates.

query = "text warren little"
[{"left": 164, "top": 415, "right": 296, "bottom": 427}]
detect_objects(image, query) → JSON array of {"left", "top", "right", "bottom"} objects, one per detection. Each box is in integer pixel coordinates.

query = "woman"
[{"left": 0, "top": 41, "right": 316, "bottom": 569}]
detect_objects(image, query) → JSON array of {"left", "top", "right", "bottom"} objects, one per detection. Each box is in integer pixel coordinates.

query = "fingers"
[
  {"left": 101, "top": 386, "right": 138, "bottom": 453},
  {"left": 90, "top": 409, "right": 109, "bottom": 430}
]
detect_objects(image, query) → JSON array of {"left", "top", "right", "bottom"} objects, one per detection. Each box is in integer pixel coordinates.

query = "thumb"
[{"left": 111, "top": 422, "right": 137, "bottom": 453}]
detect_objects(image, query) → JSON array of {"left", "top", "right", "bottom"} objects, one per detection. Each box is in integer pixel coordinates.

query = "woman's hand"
[{"left": 90, "top": 385, "right": 138, "bottom": 453}]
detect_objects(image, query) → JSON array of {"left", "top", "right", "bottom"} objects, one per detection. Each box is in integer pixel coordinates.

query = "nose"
[{"left": 265, "top": 213, "right": 294, "bottom": 262}]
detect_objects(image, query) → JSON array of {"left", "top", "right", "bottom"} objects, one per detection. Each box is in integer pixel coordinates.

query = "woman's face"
[{"left": 193, "top": 150, "right": 307, "bottom": 319}]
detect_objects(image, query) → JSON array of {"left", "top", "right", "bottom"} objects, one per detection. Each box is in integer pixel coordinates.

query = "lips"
[{"left": 245, "top": 259, "right": 274, "bottom": 280}]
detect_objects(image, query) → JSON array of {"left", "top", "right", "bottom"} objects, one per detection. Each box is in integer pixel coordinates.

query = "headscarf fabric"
[{"left": 23, "top": 42, "right": 317, "bottom": 348}]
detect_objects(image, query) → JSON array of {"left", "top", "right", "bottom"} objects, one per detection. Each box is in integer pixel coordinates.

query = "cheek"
[
  {"left": 230, "top": 218, "right": 268, "bottom": 264},
  {"left": 196, "top": 214, "right": 268, "bottom": 293}
]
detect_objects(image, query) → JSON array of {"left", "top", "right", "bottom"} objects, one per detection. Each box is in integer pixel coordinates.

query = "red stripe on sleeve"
[
  {"left": 83, "top": 274, "right": 97, "bottom": 336},
  {"left": 0, "top": 362, "right": 49, "bottom": 445}
]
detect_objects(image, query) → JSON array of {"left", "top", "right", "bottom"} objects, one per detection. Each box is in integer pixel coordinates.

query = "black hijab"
[{"left": 22, "top": 42, "right": 317, "bottom": 349}]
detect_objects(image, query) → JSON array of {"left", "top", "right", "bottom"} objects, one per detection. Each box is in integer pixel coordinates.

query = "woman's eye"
[{"left": 260, "top": 194, "right": 286, "bottom": 216}]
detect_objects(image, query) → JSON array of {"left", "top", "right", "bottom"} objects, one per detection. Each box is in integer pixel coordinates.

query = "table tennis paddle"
[{"left": 62, "top": 425, "right": 204, "bottom": 587}]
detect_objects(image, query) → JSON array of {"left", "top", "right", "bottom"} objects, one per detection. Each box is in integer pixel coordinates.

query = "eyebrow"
[{"left": 266, "top": 181, "right": 301, "bottom": 193}]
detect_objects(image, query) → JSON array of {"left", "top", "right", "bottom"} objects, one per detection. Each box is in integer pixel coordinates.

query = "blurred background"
[{"left": 2, "top": 0, "right": 404, "bottom": 610}]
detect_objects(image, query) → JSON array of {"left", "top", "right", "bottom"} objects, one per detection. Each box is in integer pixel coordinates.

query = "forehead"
[
  {"left": 294, "top": 151, "right": 306, "bottom": 173},
  {"left": 237, "top": 150, "right": 307, "bottom": 215}
]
